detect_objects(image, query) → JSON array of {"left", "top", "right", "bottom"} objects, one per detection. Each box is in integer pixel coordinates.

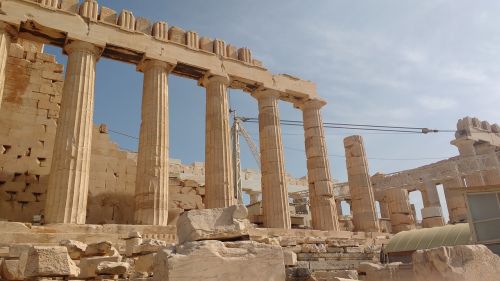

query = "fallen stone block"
[
  {"left": 24, "top": 246, "right": 80, "bottom": 277},
  {"left": 301, "top": 244, "right": 327, "bottom": 253},
  {"left": 60, "top": 240, "right": 87, "bottom": 259},
  {"left": 312, "top": 270, "right": 358, "bottom": 280},
  {"left": 176, "top": 204, "right": 252, "bottom": 244},
  {"left": 96, "top": 261, "right": 130, "bottom": 276},
  {"left": 412, "top": 245, "right": 500, "bottom": 281},
  {"left": 125, "top": 232, "right": 143, "bottom": 256},
  {"left": 133, "top": 253, "right": 156, "bottom": 274},
  {"left": 84, "top": 241, "right": 113, "bottom": 257},
  {"left": 153, "top": 240, "right": 285, "bottom": 281},
  {"left": 1, "top": 259, "right": 24, "bottom": 280},
  {"left": 8, "top": 244, "right": 32, "bottom": 258},
  {"left": 133, "top": 239, "right": 168, "bottom": 255},
  {"left": 79, "top": 255, "right": 121, "bottom": 279},
  {"left": 284, "top": 250, "right": 298, "bottom": 266}
]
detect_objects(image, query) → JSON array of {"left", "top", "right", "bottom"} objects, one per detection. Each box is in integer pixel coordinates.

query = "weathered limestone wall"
[
  {"left": 0, "top": 43, "right": 204, "bottom": 224},
  {"left": 0, "top": 42, "right": 62, "bottom": 222},
  {"left": 371, "top": 116, "right": 500, "bottom": 226}
]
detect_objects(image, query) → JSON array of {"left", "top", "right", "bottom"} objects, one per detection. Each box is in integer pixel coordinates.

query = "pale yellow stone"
[
  {"left": 203, "top": 75, "right": 235, "bottom": 208},
  {"left": 298, "top": 99, "right": 340, "bottom": 231},
  {"left": 153, "top": 241, "right": 286, "bottom": 281},
  {"left": 45, "top": 40, "right": 101, "bottom": 224},
  {"left": 252, "top": 89, "right": 291, "bottom": 229},
  {"left": 344, "top": 135, "right": 380, "bottom": 232},
  {"left": 134, "top": 60, "right": 173, "bottom": 226}
]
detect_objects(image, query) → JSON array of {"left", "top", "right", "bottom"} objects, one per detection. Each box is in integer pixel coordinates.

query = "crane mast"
[{"left": 231, "top": 110, "right": 261, "bottom": 204}]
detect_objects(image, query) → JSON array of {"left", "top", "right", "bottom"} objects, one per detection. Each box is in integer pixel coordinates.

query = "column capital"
[
  {"left": 63, "top": 40, "right": 102, "bottom": 58},
  {"left": 251, "top": 88, "right": 280, "bottom": 100},
  {"left": 295, "top": 98, "right": 327, "bottom": 110},
  {"left": 137, "top": 59, "right": 175, "bottom": 73},
  {"left": 199, "top": 73, "right": 230, "bottom": 87}
]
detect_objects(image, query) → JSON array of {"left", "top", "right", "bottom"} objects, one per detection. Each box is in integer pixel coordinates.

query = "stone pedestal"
[
  {"left": 0, "top": 23, "right": 15, "bottom": 109},
  {"left": 203, "top": 75, "right": 235, "bottom": 208},
  {"left": 299, "top": 99, "right": 339, "bottom": 231},
  {"left": 134, "top": 60, "right": 173, "bottom": 225},
  {"left": 344, "top": 135, "right": 380, "bottom": 232},
  {"left": 45, "top": 41, "right": 100, "bottom": 224},
  {"left": 252, "top": 90, "right": 290, "bottom": 229}
]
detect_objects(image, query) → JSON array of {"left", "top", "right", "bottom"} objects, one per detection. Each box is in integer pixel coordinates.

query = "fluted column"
[
  {"left": 420, "top": 181, "right": 445, "bottom": 228},
  {"left": 452, "top": 139, "right": 485, "bottom": 186},
  {"left": 344, "top": 135, "right": 380, "bottom": 232},
  {"left": 0, "top": 23, "right": 16, "bottom": 109},
  {"left": 299, "top": 99, "right": 339, "bottom": 231},
  {"left": 252, "top": 89, "right": 291, "bottom": 229},
  {"left": 203, "top": 75, "right": 235, "bottom": 208},
  {"left": 384, "top": 188, "right": 416, "bottom": 233},
  {"left": 45, "top": 41, "right": 100, "bottom": 224},
  {"left": 134, "top": 60, "right": 173, "bottom": 225},
  {"left": 443, "top": 177, "right": 468, "bottom": 223}
]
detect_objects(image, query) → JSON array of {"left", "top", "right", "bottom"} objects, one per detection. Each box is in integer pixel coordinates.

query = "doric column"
[
  {"left": 252, "top": 89, "right": 291, "bottom": 229},
  {"left": 420, "top": 181, "right": 445, "bottom": 228},
  {"left": 384, "top": 188, "right": 416, "bottom": 233},
  {"left": 443, "top": 177, "right": 468, "bottom": 223},
  {"left": 299, "top": 99, "right": 339, "bottom": 231},
  {"left": 134, "top": 60, "right": 173, "bottom": 225},
  {"left": 0, "top": 23, "right": 16, "bottom": 109},
  {"left": 203, "top": 75, "right": 235, "bottom": 208},
  {"left": 452, "top": 139, "right": 485, "bottom": 186},
  {"left": 344, "top": 135, "right": 380, "bottom": 232},
  {"left": 45, "top": 41, "right": 100, "bottom": 224},
  {"left": 474, "top": 143, "right": 500, "bottom": 185}
]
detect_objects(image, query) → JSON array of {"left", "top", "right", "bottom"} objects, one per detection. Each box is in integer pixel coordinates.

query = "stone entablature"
[
  {"left": 0, "top": 0, "right": 317, "bottom": 103},
  {"left": 369, "top": 116, "right": 500, "bottom": 225},
  {"left": 0, "top": 0, "right": 339, "bottom": 231}
]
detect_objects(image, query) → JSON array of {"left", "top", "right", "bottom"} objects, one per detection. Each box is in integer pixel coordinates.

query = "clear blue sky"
[{"left": 45, "top": 0, "right": 500, "bottom": 220}]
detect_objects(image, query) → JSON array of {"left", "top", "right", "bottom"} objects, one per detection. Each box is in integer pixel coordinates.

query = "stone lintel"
[{"left": 0, "top": 0, "right": 319, "bottom": 101}]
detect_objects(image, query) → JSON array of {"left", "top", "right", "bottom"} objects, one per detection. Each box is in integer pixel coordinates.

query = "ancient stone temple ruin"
[{"left": 0, "top": 1, "right": 499, "bottom": 281}]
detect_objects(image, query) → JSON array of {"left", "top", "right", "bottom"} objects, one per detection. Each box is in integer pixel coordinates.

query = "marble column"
[
  {"left": 344, "top": 135, "right": 380, "bottom": 232},
  {"left": 475, "top": 143, "right": 500, "bottom": 185},
  {"left": 134, "top": 60, "right": 173, "bottom": 225},
  {"left": 443, "top": 177, "right": 468, "bottom": 223},
  {"left": 299, "top": 99, "right": 339, "bottom": 231},
  {"left": 252, "top": 89, "right": 291, "bottom": 229},
  {"left": 452, "top": 139, "right": 485, "bottom": 186},
  {"left": 0, "top": 23, "right": 16, "bottom": 109},
  {"left": 45, "top": 41, "right": 100, "bottom": 224},
  {"left": 384, "top": 188, "right": 416, "bottom": 233},
  {"left": 203, "top": 75, "right": 235, "bottom": 208},
  {"left": 420, "top": 181, "right": 445, "bottom": 228}
]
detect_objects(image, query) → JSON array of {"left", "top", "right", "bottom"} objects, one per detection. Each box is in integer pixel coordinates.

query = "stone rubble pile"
[
  {"left": 0, "top": 236, "right": 172, "bottom": 280},
  {"left": 276, "top": 236, "right": 385, "bottom": 281},
  {"left": 359, "top": 245, "right": 500, "bottom": 281}
]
